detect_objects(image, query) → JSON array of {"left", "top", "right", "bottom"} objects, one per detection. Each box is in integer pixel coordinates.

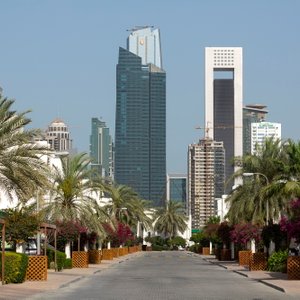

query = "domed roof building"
[{"left": 46, "top": 118, "right": 72, "bottom": 152}]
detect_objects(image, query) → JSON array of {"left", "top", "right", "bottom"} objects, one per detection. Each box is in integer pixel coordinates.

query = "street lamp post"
[{"left": 243, "top": 172, "right": 270, "bottom": 224}]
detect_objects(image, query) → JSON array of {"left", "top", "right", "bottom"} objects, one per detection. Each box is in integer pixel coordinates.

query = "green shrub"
[
  {"left": 151, "top": 244, "right": 164, "bottom": 251},
  {"left": 267, "top": 249, "right": 288, "bottom": 272},
  {"left": 169, "top": 236, "right": 186, "bottom": 248},
  {"left": 189, "top": 244, "right": 200, "bottom": 253},
  {"left": 0, "top": 252, "right": 28, "bottom": 283},
  {"left": 64, "top": 258, "right": 72, "bottom": 269},
  {"left": 46, "top": 248, "right": 66, "bottom": 271}
]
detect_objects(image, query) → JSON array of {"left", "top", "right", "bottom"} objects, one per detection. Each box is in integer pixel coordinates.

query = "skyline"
[{"left": 0, "top": 1, "right": 299, "bottom": 174}]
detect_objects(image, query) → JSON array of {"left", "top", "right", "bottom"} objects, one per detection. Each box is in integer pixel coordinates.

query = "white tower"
[{"left": 205, "top": 47, "right": 243, "bottom": 192}]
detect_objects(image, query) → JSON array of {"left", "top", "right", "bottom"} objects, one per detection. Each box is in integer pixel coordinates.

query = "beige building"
[
  {"left": 46, "top": 118, "right": 72, "bottom": 152},
  {"left": 188, "top": 138, "right": 225, "bottom": 229}
]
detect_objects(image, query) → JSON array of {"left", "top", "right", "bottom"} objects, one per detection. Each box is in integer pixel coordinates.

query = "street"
[{"left": 31, "top": 251, "right": 296, "bottom": 300}]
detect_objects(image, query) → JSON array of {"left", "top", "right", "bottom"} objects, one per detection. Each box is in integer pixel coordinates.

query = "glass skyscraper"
[
  {"left": 115, "top": 27, "right": 166, "bottom": 206},
  {"left": 90, "top": 117, "right": 113, "bottom": 178},
  {"left": 167, "top": 174, "right": 187, "bottom": 213}
]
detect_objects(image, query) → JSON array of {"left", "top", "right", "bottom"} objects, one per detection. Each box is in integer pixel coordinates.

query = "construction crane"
[{"left": 195, "top": 122, "right": 242, "bottom": 139}]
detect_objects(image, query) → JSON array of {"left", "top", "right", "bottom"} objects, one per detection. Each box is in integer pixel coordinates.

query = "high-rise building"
[
  {"left": 251, "top": 122, "right": 281, "bottom": 154},
  {"left": 188, "top": 139, "right": 225, "bottom": 229},
  {"left": 127, "top": 26, "right": 162, "bottom": 68},
  {"left": 115, "top": 27, "right": 166, "bottom": 206},
  {"left": 89, "top": 117, "right": 113, "bottom": 178},
  {"left": 46, "top": 118, "right": 72, "bottom": 152},
  {"left": 205, "top": 47, "right": 243, "bottom": 193},
  {"left": 243, "top": 104, "right": 268, "bottom": 155},
  {"left": 166, "top": 174, "right": 187, "bottom": 213}
]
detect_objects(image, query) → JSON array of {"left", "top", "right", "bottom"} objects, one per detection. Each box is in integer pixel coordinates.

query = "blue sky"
[{"left": 0, "top": 0, "right": 299, "bottom": 174}]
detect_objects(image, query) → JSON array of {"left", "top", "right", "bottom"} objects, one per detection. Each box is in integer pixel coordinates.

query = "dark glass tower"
[
  {"left": 115, "top": 47, "right": 166, "bottom": 206},
  {"left": 214, "top": 79, "right": 234, "bottom": 193}
]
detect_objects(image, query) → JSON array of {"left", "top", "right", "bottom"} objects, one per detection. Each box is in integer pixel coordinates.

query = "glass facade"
[
  {"left": 89, "top": 118, "right": 113, "bottom": 178},
  {"left": 213, "top": 79, "right": 234, "bottom": 194},
  {"left": 115, "top": 47, "right": 166, "bottom": 206},
  {"left": 167, "top": 176, "right": 187, "bottom": 213}
]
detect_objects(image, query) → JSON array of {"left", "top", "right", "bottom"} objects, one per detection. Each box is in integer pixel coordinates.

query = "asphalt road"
[{"left": 31, "top": 252, "right": 297, "bottom": 300}]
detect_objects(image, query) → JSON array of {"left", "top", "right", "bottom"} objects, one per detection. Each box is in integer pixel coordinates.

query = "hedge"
[
  {"left": 0, "top": 252, "right": 28, "bottom": 283},
  {"left": 64, "top": 258, "right": 72, "bottom": 269},
  {"left": 46, "top": 248, "right": 66, "bottom": 271}
]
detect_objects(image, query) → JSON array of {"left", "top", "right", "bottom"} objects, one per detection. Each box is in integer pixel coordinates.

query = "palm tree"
[
  {"left": 44, "top": 152, "right": 107, "bottom": 237},
  {"left": 226, "top": 138, "right": 284, "bottom": 224},
  {"left": 101, "top": 184, "right": 152, "bottom": 232},
  {"left": 264, "top": 139, "right": 300, "bottom": 218},
  {"left": 154, "top": 201, "right": 188, "bottom": 238},
  {"left": 226, "top": 179, "right": 266, "bottom": 225},
  {"left": 0, "top": 96, "right": 50, "bottom": 204}
]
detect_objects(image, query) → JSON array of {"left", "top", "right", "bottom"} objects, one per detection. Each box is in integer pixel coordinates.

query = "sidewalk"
[
  {"left": 0, "top": 252, "right": 142, "bottom": 300},
  {"left": 200, "top": 254, "right": 300, "bottom": 297}
]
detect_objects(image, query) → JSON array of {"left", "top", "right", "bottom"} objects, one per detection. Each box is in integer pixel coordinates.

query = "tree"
[
  {"left": 0, "top": 96, "right": 50, "bottom": 204},
  {"left": 103, "top": 222, "right": 134, "bottom": 247},
  {"left": 230, "top": 223, "right": 261, "bottom": 250},
  {"left": 228, "top": 139, "right": 300, "bottom": 225},
  {"left": 264, "top": 140, "right": 300, "bottom": 218},
  {"left": 4, "top": 205, "right": 40, "bottom": 250},
  {"left": 45, "top": 153, "right": 107, "bottom": 239},
  {"left": 101, "top": 184, "right": 152, "bottom": 232},
  {"left": 226, "top": 138, "right": 285, "bottom": 224},
  {"left": 154, "top": 201, "right": 188, "bottom": 238}
]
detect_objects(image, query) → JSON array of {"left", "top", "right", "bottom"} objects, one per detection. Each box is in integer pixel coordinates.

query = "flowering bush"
[
  {"left": 55, "top": 220, "right": 88, "bottom": 245},
  {"left": 217, "top": 222, "right": 232, "bottom": 247},
  {"left": 261, "top": 224, "right": 286, "bottom": 251},
  {"left": 103, "top": 222, "right": 134, "bottom": 247},
  {"left": 56, "top": 221, "right": 87, "bottom": 251},
  {"left": 230, "top": 223, "right": 261, "bottom": 248},
  {"left": 280, "top": 199, "right": 300, "bottom": 243}
]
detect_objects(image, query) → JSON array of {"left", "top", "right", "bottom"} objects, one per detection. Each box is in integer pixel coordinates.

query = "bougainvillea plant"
[
  {"left": 55, "top": 220, "right": 88, "bottom": 244},
  {"left": 217, "top": 222, "right": 232, "bottom": 247},
  {"left": 230, "top": 223, "right": 261, "bottom": 248},
  {"left": 280, "top": 198, "right": 300, "bottom": 243},
  {"left": 103, "top": 222, "right": 134, "bottom": 247}
]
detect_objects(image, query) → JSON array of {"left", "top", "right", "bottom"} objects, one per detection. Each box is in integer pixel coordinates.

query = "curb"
[
  {"left": 258, "top": 280, "right": 285, "bottom": 293},
  {"left": 233, "top": 270, "right": 249, "bottom": 278},
  {"left": 59, "top": 276, "right": 84, "bottom": 289},
  {"left": 203, "top": 257, "right": 286, "bottom": 294}
]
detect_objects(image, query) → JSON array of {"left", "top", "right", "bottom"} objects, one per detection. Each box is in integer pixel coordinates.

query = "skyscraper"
[
  {"left": 115, "top": 27, "right": 166, "bottom": 206},
  {"left": 127, "top": 26, "right": 162, "bottom": 68},
  {"left": 89, "top": 117, "right": 113, "bottom": 178},
  {"left": 166, "top": 174, "right": 187, "bottom": 213},
  {"left": 205, "top": 47, "right": 243, "bottom": 192},
  {"left": 188, "top": 139, "right": 225, "bottom": 229},
  {"left": 243, "top": 104, "right": 268, "bottom": 155}
]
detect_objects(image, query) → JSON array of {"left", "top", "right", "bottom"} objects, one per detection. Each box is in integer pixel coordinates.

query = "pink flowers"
[
  {"left": 230, "top": 223, "right": 261, "bottom": 247},
  {"left": 103, "top": 222, "right": 134, "bottom": 247},
  {"left": 279, "top": 198, "right": 300, "bottom": 243}
]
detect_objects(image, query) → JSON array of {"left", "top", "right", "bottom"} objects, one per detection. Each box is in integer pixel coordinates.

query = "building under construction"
[{"left": 188, "top": 138, "right": 225, "bottom": 229}]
